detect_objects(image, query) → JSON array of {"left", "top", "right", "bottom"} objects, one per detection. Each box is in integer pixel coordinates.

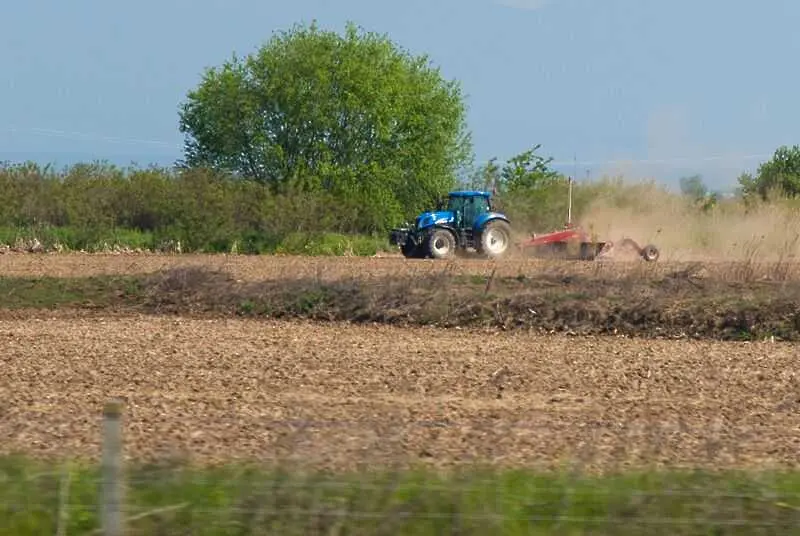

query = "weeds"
[{"left": 2, "top": 262, "right": 800, "bottom": 340}]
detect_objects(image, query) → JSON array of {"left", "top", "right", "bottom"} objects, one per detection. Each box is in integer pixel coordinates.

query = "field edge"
[{"left": 1, "top": 265, "right": 799, "bottom": 341}]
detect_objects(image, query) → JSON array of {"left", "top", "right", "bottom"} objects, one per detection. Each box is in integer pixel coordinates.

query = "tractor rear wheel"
[
  {"left": 478, "top": 220, "right": 512, "bottom": 258},
  {"left": 426, "top": 228, "right": 456, "bottom": 259}
]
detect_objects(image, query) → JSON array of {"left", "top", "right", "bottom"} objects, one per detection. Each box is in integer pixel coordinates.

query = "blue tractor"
[{"left": 389, "top": 190, "right": 513, "bottom": 259}]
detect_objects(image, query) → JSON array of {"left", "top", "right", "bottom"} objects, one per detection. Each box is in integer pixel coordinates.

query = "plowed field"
[
  {"left": 0, "top": 251, "right": 608, "bottom": 281},
  {"left": 1, "top": 314, "right": 798, "bottom": 472}
]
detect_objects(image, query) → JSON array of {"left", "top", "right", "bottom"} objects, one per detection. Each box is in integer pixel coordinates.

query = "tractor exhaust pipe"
[{"left": 567, "top": 176, "right": 573, "bottom": 226}]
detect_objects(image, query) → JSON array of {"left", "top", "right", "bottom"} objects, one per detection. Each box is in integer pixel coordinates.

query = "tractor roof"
[{"left": 448, "top": 190, "right": 492, "bottom": 198}]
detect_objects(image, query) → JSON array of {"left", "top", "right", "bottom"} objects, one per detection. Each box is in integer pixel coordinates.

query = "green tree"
[
  {"left": 679, "top": 174, "right": 718, "bottom": 211},
  {"left": 460, "top": 158, "right": 501, "bottom": 191},
  {"left": 498, "top": 144, "right": 562, "bottom": 193},
  {"left": 178, "top": 21, "right": 472, "bottom": 230},
  {"left": 679, "top": 174, "right": 707, "bottom": 199},
  {"left": 738, "top": 145, "right": 800, "bottom": 200},
  {"left": 480, "top": 145, "right": 571, "bottom": 231}
]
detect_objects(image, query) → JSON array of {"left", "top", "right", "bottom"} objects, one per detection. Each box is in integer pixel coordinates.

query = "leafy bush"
[
  {"left": 275, "top": 232, "right": 387, "bottom": 256},
  {"left": 0, "top": 162, "right": 393, "bottom": 254}
]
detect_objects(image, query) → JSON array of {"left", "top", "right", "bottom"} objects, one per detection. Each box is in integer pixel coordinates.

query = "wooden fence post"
[{"left": 101, "top": 399, "right": 124, "bottom": 536}]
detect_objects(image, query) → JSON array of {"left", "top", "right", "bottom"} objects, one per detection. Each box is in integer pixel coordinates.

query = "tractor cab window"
[
  {"left": 446, "top": 195, "right": 466, "bottom": 214},
  {"left": 476, "top": 196, "right": 491, "bottom": 214},
  {"left": 446, "top": 195, "right": 466, "bottom": 227},
  {"left": 464, "top": 196, "right": 489, "bottom": 227},
  {"left": 448, "top": 195, "right": 491, "bottom": 228}
]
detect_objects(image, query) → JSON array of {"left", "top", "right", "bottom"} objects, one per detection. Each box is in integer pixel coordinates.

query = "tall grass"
[
  {"left": 571, "top": 178, "right": 800, "bottom": 262},
  {"left": 0, "top": 225, "right": 390, "bottom": 256},
  {"left": 2, "top": 456, "right": 800, "bottom": 535}
]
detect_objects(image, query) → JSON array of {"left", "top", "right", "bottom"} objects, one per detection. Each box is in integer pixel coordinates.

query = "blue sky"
[{"left": 2, "top": 0, "right": 799, "bottom": 191}]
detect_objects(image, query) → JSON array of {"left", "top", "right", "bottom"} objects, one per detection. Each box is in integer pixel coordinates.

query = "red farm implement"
[
  {"left": 517, "top": 223, "right": 659, "bottom": 261},
  {"left": 515, "top": 178, "right": 660, "bottom": 262}
]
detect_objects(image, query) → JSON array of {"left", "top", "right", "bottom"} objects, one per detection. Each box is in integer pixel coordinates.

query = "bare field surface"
[
  {"left": 0, "top": 251, "right": 621, "bottom": 281},
  {"left": 3, "top": 251, "right": 800, "bottom": 282},
  {"left": 1, "top": 315, "right": 798, "bottom": 472}
]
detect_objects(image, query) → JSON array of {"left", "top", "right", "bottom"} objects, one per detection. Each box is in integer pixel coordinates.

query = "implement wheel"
[{"left": 640, "top": 244, "right": 660, "bottom": 262}]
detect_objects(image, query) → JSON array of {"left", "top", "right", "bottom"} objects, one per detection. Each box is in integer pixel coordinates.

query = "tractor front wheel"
[
  {"left": 478, "top": 220, "right": 512, "bottom": 259},
  {"left": 426, "top": 228, "right": 456, "bottom": 259},
  {"left": 401, "top": 240, "right": 421, "bottom": 259}
]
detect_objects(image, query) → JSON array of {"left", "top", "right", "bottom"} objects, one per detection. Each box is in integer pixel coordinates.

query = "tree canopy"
[
  {"left": 497, "top": 144, "right": 563, "bottom": 194},
  {"left": 460, "top": 144, "right": 562, "bottom": 194},
  {"left": 178, "top": 21, "right": 472, "bottom": 230},
  {"left": 738, "top": 145, "right": 800, "bottom": 200}
]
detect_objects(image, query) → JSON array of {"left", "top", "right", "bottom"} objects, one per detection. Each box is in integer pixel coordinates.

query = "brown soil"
[{"left": 1, "top": 315, "right": 798, "bottom": 473}]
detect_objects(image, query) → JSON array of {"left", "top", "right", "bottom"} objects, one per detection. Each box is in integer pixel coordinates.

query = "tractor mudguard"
[{"left": 473, "top": 212, "right": 511, "bottom": 232}]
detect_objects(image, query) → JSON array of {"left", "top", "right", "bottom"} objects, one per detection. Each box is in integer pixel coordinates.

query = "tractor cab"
[{"left": 444, "top": 191, "right": 492, "bottom": 229}]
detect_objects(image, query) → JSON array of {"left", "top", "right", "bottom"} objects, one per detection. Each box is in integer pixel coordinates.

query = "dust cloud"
[{"left": 577, "top": 188, "right": 800, "bottom": 263}]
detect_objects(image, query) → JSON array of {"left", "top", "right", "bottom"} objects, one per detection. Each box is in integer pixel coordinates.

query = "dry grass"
[{"left": 577, "top": 183, "right": 800, "bottom": 264}]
